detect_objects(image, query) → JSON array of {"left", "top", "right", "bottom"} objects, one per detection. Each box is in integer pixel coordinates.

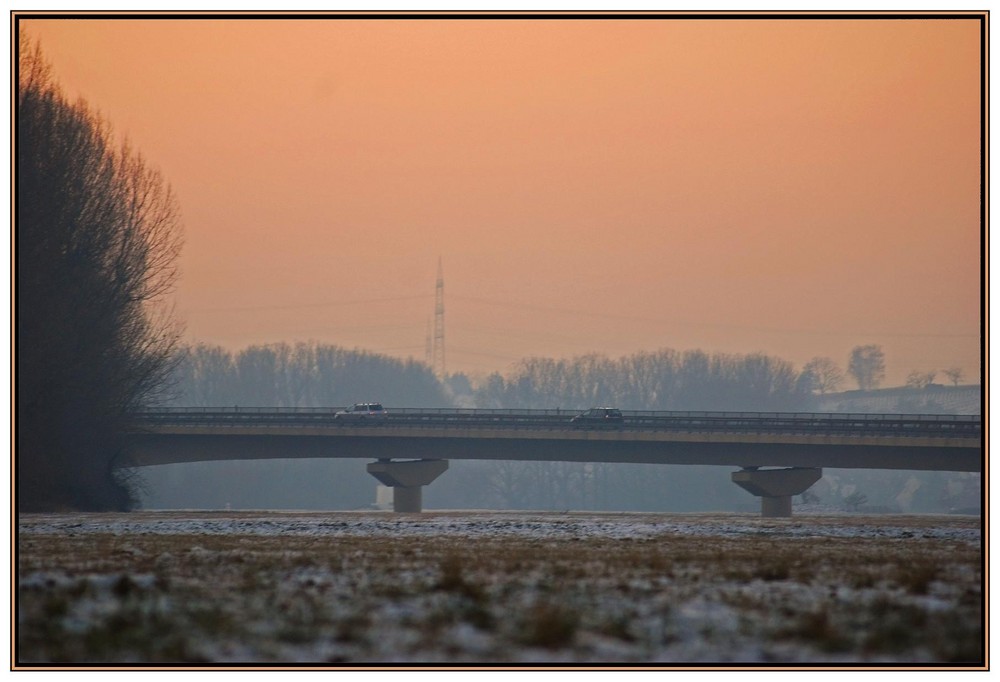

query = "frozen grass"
[{"left": 16, "top": 511, "right": 983, "bottom": 666}]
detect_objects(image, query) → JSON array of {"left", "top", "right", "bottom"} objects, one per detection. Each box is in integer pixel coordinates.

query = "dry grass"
[{"left": 15, "top": 511, "right": 983, "bottom": 666}]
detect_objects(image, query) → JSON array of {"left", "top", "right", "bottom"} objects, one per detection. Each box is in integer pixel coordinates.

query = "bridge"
[{"left": 127, "top": 408, "right": 982, "bottom": 517}]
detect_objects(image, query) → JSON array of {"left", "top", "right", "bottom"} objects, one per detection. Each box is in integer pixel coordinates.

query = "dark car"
[
  {"left": 571, "top": 407, "right": 624, "bottom": 428},
  {"left": 334, "top": 403, "right": 388, "bottom": 421}
]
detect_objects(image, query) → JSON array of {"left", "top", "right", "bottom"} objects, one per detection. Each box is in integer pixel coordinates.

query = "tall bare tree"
[{"left": 17, "top": 36, "right": 182, "bottom": 511}]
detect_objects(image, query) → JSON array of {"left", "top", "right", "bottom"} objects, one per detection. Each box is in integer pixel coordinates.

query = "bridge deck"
[{"left": 126, "top": 409, "right": 982, "bottom": 472}]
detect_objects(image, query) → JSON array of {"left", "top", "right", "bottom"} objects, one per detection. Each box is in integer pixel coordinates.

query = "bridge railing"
[
  {"left": 133, "top": 407, "right": 981, "bottom": 439},
  {"left": 141, "top": 406, "right": 982, "bottom": 420}
]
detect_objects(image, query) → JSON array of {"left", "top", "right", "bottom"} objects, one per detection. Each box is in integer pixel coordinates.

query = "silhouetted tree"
[
  {"left": 847, "top": 345, "right": 886, "bottom": 391},
  {"left": 173, "top": 344, "right": 238, "bottom": 406},
  {"left": 168, "top": 342, "right": 449, "bottom": 408},
  {"left": 800, "top": 356, "right": 845, "bottom": 394},
  {"left": 472, "top": 348, "right": 806, "bottom": 411},
  {"left": 943, "top": 367, "right": 964, "bottom": 386},
  {"left": 17, "top": 36, "right": 183, "bottom": 511},
  {"left": 906, "top": 370, "right": 937, "bottom": 390}
]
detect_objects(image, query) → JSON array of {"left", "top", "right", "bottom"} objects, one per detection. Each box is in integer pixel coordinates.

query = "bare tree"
[
  {"left": 17, "top": 35, "right": 182, "bottom": 511},
  {"left": 847, "top": 345, "right": 886, "bottom": 391},
  {"left": 906, "top": 370, "right": 937, "bottom": 390},
  {"left": 800, "top": 357, "right": 845, "bottom": 394},
  {"left": 943, "top": 367, "right": 964, "bottom": 386}
]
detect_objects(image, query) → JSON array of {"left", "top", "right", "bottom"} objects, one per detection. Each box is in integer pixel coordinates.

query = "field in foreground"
[{"left": 16, "top": 511, "right": 983, "bottom": 666}]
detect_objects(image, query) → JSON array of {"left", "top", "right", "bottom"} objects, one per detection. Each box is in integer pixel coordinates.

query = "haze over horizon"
[{"left": 21, "top": 15, "right": 983, "bottom": 385}]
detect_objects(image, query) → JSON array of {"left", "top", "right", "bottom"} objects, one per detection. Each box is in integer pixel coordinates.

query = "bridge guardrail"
[
  {"left": 141, "top": 406, "right": 982, "bottom": 421},
  {"left": 132, "top": 408, "right": 982, "bottom": 439}
]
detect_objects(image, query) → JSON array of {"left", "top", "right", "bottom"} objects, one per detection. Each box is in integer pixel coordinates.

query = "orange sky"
[{"left": 20, "top": 14, "right": 983, "bottom": 384}]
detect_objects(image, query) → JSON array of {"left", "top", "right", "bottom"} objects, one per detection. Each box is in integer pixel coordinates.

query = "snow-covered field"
[{"left": 16, "top": 510, "right": 983, "bottom": 667}]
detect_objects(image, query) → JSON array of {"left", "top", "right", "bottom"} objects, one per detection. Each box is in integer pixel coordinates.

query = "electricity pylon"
[
  {"left": 425, "top": 318, "right": 433, "bottom": 367},
  {"left": 433, "top": 258, "right": 445, "bottom": 378}
]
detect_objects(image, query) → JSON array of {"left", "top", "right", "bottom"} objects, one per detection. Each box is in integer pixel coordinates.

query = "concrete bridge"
[{"left": 126, "top": 408, "right": 982, "bottom": 517}]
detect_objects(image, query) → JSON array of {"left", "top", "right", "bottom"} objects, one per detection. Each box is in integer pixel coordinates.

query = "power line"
[
  {"left": 280, "top": 322, "right": 425, "bottom": 335},
  {"left": 449, "top": 294, "right": 978, "bottom": 340},
  {"left": 364, "top": 344, "right": 426, "bottom": 353},
  {"left": 182, "top": 291, "right": 975, "bottom": 340},
  {"left": 184, "top": 294, "right": 433, "bottom": 315},
  {"left": 449, "top": 322, "right": 602, "bottom": 348},
  {"left": 177, "top": 285, "right": 976, "bottom": 378},
  {"left": 448, "top": 345, "right": 523, "bottom": 362}
]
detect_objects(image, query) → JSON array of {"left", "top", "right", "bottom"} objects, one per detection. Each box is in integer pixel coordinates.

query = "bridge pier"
[
  {"left": 366, "top": 459, "right": 449, "bottom": 513},
  {"left": 732, "top": 467, "right": 822, "bottom": 518}
]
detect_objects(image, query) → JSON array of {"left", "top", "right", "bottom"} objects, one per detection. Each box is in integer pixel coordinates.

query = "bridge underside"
[
  {"left": 125, "top": 430, "right": 980, "bottom": 517},
  {"left": 127, "top": 431, "right": 980, "bottom": 473}
]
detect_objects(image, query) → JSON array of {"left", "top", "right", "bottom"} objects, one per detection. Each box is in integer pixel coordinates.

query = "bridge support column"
[
  {"left": 366, "top": 459, "right": 449, "bottom": 513},
  {"left": 732, "top": 467, "right": 822, "bottom": 518}
]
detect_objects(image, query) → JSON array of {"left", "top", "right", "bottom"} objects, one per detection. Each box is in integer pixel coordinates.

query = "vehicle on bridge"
[
  {"left": 334, "top": 403, "right": 388, "bottom": 422},
  {"left": 571, "top": 407, "right": 624, "bottom": 428}
]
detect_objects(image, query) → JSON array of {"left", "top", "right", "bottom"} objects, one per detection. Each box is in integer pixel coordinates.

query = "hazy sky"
[{"left": 21, "top": 14, "right": 983, "bottom": 383}]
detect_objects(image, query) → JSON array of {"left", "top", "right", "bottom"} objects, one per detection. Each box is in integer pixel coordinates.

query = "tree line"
[
  {"left": 168, "top": 341, "right": 966, "bottom": 413},
  {"left": 168, "top": 342, "right": 450, "bottom": 408},
  {"left": 471, "top": 350, "right": 805, "bottom": 412}
]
